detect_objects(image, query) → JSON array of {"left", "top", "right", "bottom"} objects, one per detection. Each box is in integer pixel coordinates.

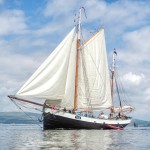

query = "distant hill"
[
  {"left": 0, "top": 112, "right": 150, "bottom": 126},
  {"left": 0, "top": 112, "right": 42, "bottom": 124},
  {"left": 131, "top": 119, "right": 150, "bottom": 127}
]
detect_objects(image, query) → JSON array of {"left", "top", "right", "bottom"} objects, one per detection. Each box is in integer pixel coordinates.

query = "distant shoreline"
[
  {"left": 0, "top": 112, "right": 150, "bottom": 126},
  {"left": 0, "top": 112, "right": 41, "bottom": 124}
]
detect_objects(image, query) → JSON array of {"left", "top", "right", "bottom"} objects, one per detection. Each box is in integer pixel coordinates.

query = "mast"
[
  {"left": 111, "top": 49, "right": 117, "bottom": 109},
  {"left": 74, "top": 8, "right": 82, "bottom": 112}
]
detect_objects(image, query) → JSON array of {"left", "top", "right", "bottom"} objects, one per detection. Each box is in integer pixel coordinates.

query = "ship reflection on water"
[
  {"left": 42, "top": 129, "right": 113, "bottom": 149},
  {"left": 0, "top": 124, "right": 149, "bottom": 150}
]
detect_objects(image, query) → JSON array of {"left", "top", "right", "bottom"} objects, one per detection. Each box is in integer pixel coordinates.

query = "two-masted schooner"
[{"left": 8, "top": 8, "right": 133, "bottom": 130}]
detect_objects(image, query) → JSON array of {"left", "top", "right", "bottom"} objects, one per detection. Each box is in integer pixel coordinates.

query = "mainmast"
[
  {"left": 111, "top": 49, "right": 117, "bottom": 104},
  {"left": 112, "top": 49, "right": 122, "bottom": 109},
  {"left": 74, "top": 8, "right": 82, "bottom": 112}
]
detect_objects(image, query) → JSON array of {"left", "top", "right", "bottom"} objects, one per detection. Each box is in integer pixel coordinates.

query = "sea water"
[{"left": 0, "top": 124, "right": 150, "bottom": 150}]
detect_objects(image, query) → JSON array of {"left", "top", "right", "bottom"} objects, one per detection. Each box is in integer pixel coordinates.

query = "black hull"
[{"left": 43, "top": 113, "right": 129, "bottom": 130}]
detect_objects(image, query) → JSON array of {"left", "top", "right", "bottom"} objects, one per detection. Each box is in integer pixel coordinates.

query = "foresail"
[
  {"left": 78, "top": 29, "right": 112, "bottom": 109},
  {"left": 17, "top": 28, "right": 77, "bottom": 103}
]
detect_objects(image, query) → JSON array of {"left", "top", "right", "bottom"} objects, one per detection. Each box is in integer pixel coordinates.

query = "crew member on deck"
[
  {"left": 52, "top": 105, "right": 56, "bottom": 110},
  {"left": 63, "top": 107, "right": 66, "bottom": 112},
  {"left": 99, "top": 112, "right": 108, "bottom": 119}
]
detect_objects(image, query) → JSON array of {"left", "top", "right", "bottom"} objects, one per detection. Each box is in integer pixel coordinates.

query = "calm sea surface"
[{"left": 0, "top": 124, "right": 150, "bottom": 150}]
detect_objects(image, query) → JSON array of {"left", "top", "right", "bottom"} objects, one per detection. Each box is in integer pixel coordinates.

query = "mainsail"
[
  {"left": 17, "top": 27, "right": 112, "bottom": 110},
  {"left": 78, "top": 29, "right": 112, "bottom": 109}
]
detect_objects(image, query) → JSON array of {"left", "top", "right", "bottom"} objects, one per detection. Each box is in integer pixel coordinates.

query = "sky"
[{"left": 0, "top": 0, "right": 150, "bottom": 121}]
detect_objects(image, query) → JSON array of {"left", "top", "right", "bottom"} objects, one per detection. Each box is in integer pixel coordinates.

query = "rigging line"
[
  {"left": 15, "top": 100, "right": 43, "bottom": 112},
  {"left": 80, "top": 45, "right": 95, "bottom": 111},
  {"left": 80, "top": 55, "right": 98, "bottom": 111},
  {"left": 80, "top": 46, "right": 90, "bottom": 100},
  {"left": 80, "top": 25, "right": 86, "bottom": 45},
  {"left": 80, "top": 21, "right": 108, "bottom": 110},
  {"left": 10, "top": 99, "right": 43, "bottom": 129},
  {"left": 114, "top": 70, "right": 125, "bottom": 104},
  {"left": 114, "top": 73, "right": 122, "bottom": 107},
  {"left": 80, "top": 36, "right": 108, "bottom": 109},
  {"left": 115, "top": 70, "right": 129, "bottom": 104},
  {"left": 74, "top": 7, "right": 87, "bottom": 35},
  {"left": 118, "top": 77, "right": 130, "bottom": 104},
  {"left": 83, "top": 46, "right": 105, "bottom": 100},
  {"left": 117, "top": 72, "right": 127, "bottom": 104},
  {"left": 79, "top": 26, "right": 92, "bottom": 109},
  {"left": 80, "top": 7, "right": 87, "bottom": 19},
  {"left": 80, "top": 48, "right": 91, "bottom": 97},
  {"left": 18, "top": 103, "right": 43, "bottom": 112},
  {"left": 87, "top": 38, "right": 107, "bottom": 90},
  {"left": 80, "top": 24, "right": 99, "bottom": 46}
]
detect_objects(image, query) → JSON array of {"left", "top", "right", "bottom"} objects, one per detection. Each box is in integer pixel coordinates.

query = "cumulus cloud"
[
  {"left": 124, "top": 27, "right": 150, "bottom": 52},
  {"left": 37, "top": 0, "right": 150, "bottom": 42},
  {"left": 122, "top": 72, "right": 145, "bottom": 86},
  {"left": 117, "top": 26, "right": 150, "bottom": 65}
]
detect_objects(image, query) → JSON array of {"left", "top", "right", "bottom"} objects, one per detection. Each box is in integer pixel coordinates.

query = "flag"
[{"left": 114, "top": 48, "right": 117, "bottom": 55}]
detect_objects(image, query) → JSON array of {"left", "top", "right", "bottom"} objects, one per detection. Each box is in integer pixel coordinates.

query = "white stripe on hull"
[{"left": 44, "top": 108, "right": 131, "bottom": 126}]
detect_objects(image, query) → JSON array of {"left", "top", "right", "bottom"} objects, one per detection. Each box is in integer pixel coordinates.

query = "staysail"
[
  {"left": 17, "top": 28, "right": 77, "bottom": 108},
  {"left": 78, "top": 29, "right": 112, "bottom": 109}
]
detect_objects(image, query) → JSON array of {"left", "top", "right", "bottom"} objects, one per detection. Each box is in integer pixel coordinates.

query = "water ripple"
[{"left": 0, "top": 124, "right": 150, "bottom": 150}]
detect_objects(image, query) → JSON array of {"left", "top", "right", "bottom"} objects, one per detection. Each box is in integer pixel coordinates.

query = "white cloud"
[
  {"left": 43, "top": 0, "right": 78, "bottom": 18},
  {"left": 35, "top": 22, "right": 62, "bottom": 36},
  {"left": 114, "top": 26, "right": 150, "bottom": 73},
  {"left": 39, "top": 0, "right": 150, "bottom": 41},
  {"left": 145, "top": 88, "right": 150, "bottom": 95},
  {"left": 122, "top": 72, "right": 145, "bottom": 86},
  {"left": 77, "top": 0, "right": 150, "bottom": 33},
  {"left": 144, "top": 88, "right": 150, "bottom": 102},
  {"left": 0, "top": 9, "right": 28, "bottom": 35},
  {"left": 126, "top": 27, "right": 150, "bottom": 50},
  {"left": 0, "top": 47, "right": 48, "bottom": 112}
]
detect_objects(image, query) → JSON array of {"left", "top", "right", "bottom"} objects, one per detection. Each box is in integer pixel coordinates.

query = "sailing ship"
[{"left": 8, "top": 8, "right": 133, "bottom": 130}]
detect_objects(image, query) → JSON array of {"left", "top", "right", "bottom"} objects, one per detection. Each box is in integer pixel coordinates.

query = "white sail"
[
  {"left": 78, "top": 29, "right": 112, "bottom": 109},
  {"left": 17, "top": 28, "right": 112, "bottom": 110},
  {"left": 113, "top": 105, "right": 134, "bottom": 113},
  {"left": 17, "top": 28, "right": 77, "bottom": 104}
]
